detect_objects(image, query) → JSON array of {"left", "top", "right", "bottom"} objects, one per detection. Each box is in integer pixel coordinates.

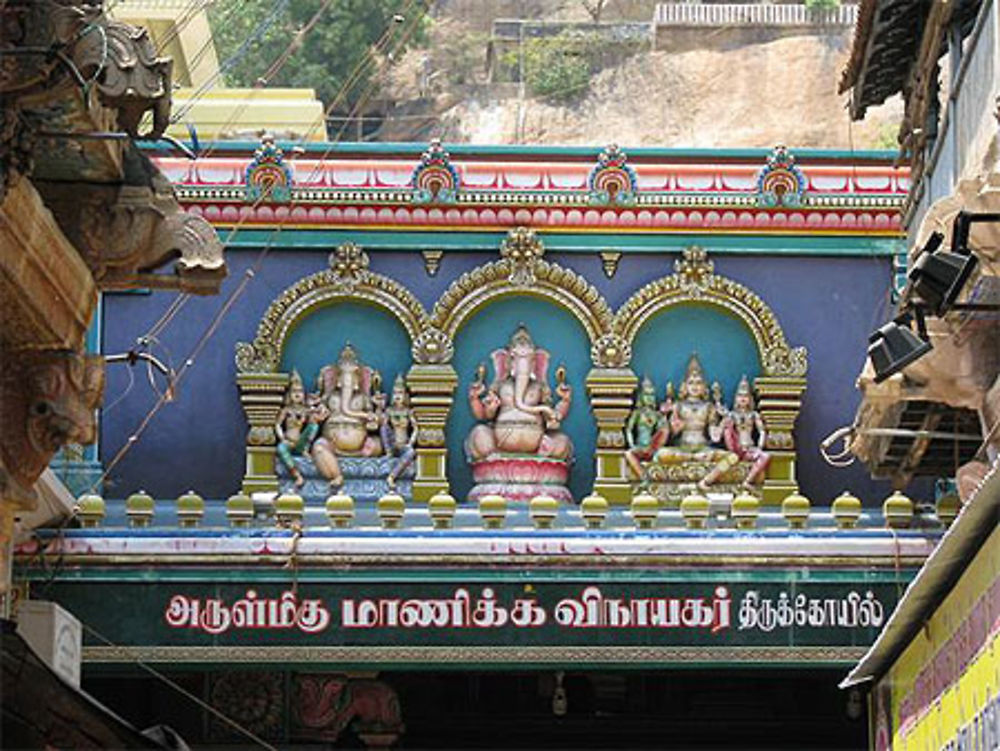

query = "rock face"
[{"left": 384, "top": 29, "right": 902, "bottom": 148}]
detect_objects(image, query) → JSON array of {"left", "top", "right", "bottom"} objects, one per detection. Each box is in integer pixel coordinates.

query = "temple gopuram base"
[
  {"left": 469, "top": 456, "right": 574, "bottom": 504},
  {"left": 278, "top": 456, "right": 415, "bottom": 503}
]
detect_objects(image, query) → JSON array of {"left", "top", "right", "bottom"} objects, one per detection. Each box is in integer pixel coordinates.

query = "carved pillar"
[
  {"left": 586, "top": 367, "right": 639, "bottom": 505},
  {"left": 405, "top": 364, "right": 458, "bottom": 503},
  {"left": 236, "top": 373, "right": 289, "bottom": 495},
  {"left": 755, "top": 376, "right": 807, "bottom": 505}
]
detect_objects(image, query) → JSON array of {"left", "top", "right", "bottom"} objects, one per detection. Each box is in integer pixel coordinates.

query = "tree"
[{"left": 207, "top": 0, "right": 426, "bottom": 116}]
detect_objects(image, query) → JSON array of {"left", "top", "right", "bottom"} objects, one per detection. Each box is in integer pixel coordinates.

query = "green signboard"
[{"left": 34, "top": 575, "right": 900, "bottom": 667}]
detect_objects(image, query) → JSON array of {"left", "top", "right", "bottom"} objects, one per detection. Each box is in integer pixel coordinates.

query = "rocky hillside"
[{"left": 380, "top": 14, "right": 901, "bottom": 149}]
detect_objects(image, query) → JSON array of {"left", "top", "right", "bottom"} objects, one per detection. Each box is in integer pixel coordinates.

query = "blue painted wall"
[{"left": 99, "top": 242, "right": 921, "bottom": 505}]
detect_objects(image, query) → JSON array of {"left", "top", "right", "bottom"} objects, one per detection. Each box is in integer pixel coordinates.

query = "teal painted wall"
[
  {"left": 280, "top": 302, "right": 412, "bottom": 392},
  {"left": 631, "top": 304, "right": 761, "bottom": 403},
  {"left": 447, "top": 297, "right": 595, "bottom": 502}
]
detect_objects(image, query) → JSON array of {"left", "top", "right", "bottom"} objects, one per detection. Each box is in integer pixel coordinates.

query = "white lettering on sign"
[
  {"left": 737, "top": 590, "right": 885, "bottom": 632},
  {"left": 164, "top": 590, "right": 331, "bottom": 635}
]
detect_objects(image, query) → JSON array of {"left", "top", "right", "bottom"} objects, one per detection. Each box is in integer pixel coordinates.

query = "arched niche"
[
  {"left": 614, "top": 248, "right": 807, "bottom": 378},
  {"left": 235, "top": 243, "right": 429, "bottom": 374},
  {"left": 447, "top": 296, "right": 596, "bottom": 502},
  {"left": 280, "top": 301, "right": 412, "bottom": 391},
  {"left": 429, "top": 227, "right": 614, "bottom": 357},
  {"left": 630, "top": 303, "right": 761, "bottom": 401}
]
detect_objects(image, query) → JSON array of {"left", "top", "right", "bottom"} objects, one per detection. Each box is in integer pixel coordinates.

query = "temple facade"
[{"left": 7, "top": 137, "right": 966, "bottom": 748}]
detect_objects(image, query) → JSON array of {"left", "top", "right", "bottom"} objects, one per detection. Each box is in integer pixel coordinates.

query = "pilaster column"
[
  {"left": 405, "top": 364, "right": 458, "bottom": 503},
  {"left": 755, "top": 375, "right": 807, "bottom": 505},
  {"left": 586, "top": 368, "right": 639, "bottom": 504},
  {"left": 236, "top": 372, "right": 289, "bottom": 495}
]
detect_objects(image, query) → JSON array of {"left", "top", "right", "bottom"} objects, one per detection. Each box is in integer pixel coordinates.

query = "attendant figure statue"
[
  {"left": 656, "top": 354, "right": 737, "bottom": 491},
  {"left": 311, "top": 344, "right": 383, "bottom": 491},
  {"left": 624, "top": 377, "right": 669, "bottom": 483},
  {"left": 721, "top": 375, "right": 771, "bottom": 488},
  {"left": 465, "top": 324, "right": 573, "bottom": 462},
  {"left": 382, "top": 374, "right": 418, "bottom": 490},
  {"left": 275, "top": 370, "right": 320, "bottom": 488}
]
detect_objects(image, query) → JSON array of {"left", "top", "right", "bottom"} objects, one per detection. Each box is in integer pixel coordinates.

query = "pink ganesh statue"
[{"left": 465, "top": 324, "right": 574, "bottom": 504}]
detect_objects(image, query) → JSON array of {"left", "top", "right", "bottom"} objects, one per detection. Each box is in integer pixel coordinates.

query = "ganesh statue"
[
  {"left": 465, "top": 324, "right": 574, "bottom": 504},
  {"left": 273, "top": 343, "right": 416, "bottom": 502},
  {"left": 625, "top": 354, "right": 770, "bottom": 504}
]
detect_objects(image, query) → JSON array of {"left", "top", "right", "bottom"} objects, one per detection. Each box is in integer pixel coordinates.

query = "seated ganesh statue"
[
  {"left": 625, "top": 354, "right": 770, "bottom": 504},
  {"left": 274, "top": 343, "right": 416, "bottom": 502},
  {"left": 465, "top": 324, "right": 575, "bottom": 504}
]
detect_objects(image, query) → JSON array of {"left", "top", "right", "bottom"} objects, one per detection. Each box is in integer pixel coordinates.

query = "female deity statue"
[
  {"left": 381, "top": 374, "right": 418, "bottom": 490},
  {"left": 310, "top": 343, "right": 383, "bottom": 491},
  {"left": 274, "top": 370, "right": 321, "bottom": 488},
  {"left": 624, "top": 377, "right": 669, "bottom": 482},
  {"left": 656, "top": 354, "right": 738, "bottom": 491},
  {"left": 721, "top": 375, "right": 771, "bottom": 488},
  {"left": 465, "top": 324, "right": 573, "bottom": 462}
]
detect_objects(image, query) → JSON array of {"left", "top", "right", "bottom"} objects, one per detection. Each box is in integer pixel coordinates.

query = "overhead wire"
[{"left": 89, "top": 1, "right": 431, "bottom": 495}]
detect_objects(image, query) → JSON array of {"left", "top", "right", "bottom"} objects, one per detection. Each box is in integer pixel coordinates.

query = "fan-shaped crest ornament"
[
  {"left": 755, "top": 144, "right": 806, "bottom": 207},
  {"left": 244, "top": 134, "right": 293, "bottom": 203},
  {"left": 588, "top": 143, "right": 638, "bottom": 205},
  {"left": 411, "top": 138, "right": 460, "bottom": 204}
]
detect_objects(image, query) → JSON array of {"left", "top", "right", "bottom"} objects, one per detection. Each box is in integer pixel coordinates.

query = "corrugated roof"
[{"left": 841, "top": 458, "right": 1000, "bottom": 687}]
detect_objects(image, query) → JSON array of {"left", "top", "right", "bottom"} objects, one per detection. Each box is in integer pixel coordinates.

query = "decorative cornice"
[{"left": 82, "top": 644, "right": 868, "bottom": 666}]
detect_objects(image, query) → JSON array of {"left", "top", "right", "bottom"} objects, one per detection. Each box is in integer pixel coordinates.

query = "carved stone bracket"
[
  {"left": 36, "top": 147, "right": 226, "bottom": 295},
  {"left": 0, "top": 349, "right": 104, "bottom": 510}
]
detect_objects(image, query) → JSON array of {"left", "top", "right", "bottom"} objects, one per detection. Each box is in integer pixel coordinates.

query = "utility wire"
[{"left": 90, "top": 2, "right": 430, "bottom": 494}]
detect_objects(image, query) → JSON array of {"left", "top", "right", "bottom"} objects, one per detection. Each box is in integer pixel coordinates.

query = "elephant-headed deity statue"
[
  {"left": 465, "top": 324, "right": 574, "bottom": 504},
  {"left": 310, "top": 343, "right": 384, "bottom": 490}
]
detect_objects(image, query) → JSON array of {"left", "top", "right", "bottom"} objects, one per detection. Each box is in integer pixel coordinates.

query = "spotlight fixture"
[
  {"left": 908, "top": 211, "right": 1000, "bottom": 315},
  {"left": 867, "top": 307, "right": 932, "bottom": 383}
]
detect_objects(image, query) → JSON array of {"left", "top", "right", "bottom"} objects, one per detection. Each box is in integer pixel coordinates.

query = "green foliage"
[
  {"left": 442, "top": 32, "right": 489, "bottom": 86},
  {"left": 872, "top": 121, "right": 901, "bottom": 150},
  {"left": 207, "top": 0, "right": 426, "bottom": 114},
  {"left": 804, "top": 0, "right": 841, "bottom": 9},
  {"left": 520, "top": 32, "right": 594, "bottom": 102}
]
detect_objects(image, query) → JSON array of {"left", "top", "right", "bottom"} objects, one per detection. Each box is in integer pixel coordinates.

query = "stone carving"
[
  {"left": 39, "top": 146, "right": 225, "bottom": 294},
  {"left": 624, "top": 377, "right": 670, "bottom": 483},
  {"left": 271, "top": 345, "right": 416, "bottom": 502},
  {"left": 310, "top": 345, "right": 386, "bottom": 491},
  {"left": 209, "top": 671, "right": 283, "bottom": 742},
  {"left": 2, "top": 3, "right": 172, "bottom": 140},
  {"left": 0, "top": 349, "right": 104, "bottom": 509},
  {"left": 275, "top": 371, "right": 321, "bottom": 488},
  {"left": 294, "top": 674, "right": 403, "bottom": 745},
  {"left": 500, "top": 226, "right": 545, "bottom": 286},
  {"left": 75, "top": 18, "right": 173, "bottom": 139},
  {"left": 382, "top": 374, "right": 418, "bottom": 490},
  {"left": 465, "top": 324, "right": 574, "bottom": 504},
  {"left": 722, "top": 375, "right": 771, "bottom": 488}
]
